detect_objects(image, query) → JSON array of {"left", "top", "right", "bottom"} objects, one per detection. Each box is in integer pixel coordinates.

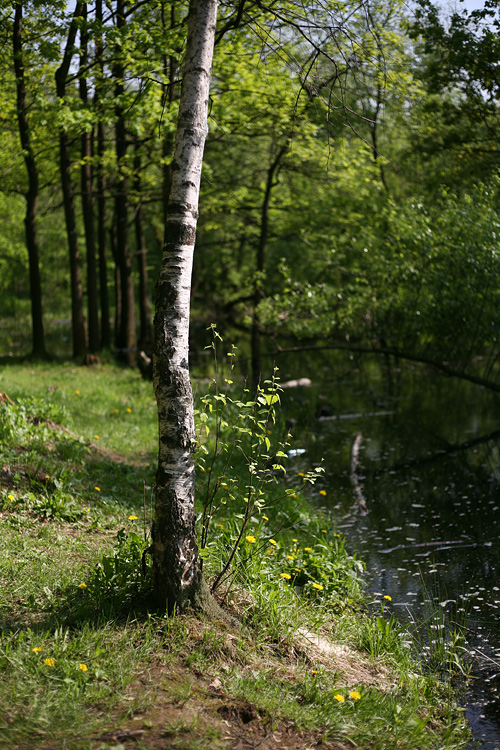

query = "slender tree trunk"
[
  {"left": 97, "top": 124, "right": 110, "bottom": 347},
  {"left": 133, "top": 143, "right": 153, "bottom": 350},
  {"left": 152, "top": 0, "right": 221, "bottom": 615},
  {"left": 95, "top": 0, "right": 111, "bottom": 349},
  {"left": 12, "top": 2, "right": 47, "bottom": 360},
  {"left": 251, "top": 143, "right": 288, "bottom": 390},
  {"left": 79, "top": 1, "right": 100, "bottom": 352},
  {"left": 113, "top": 0, "right": 137, "bottom": 365},
  {"left": 369, "top": 50, "right": 389, "bottom": 192},
  {"left": 109, "top": 213, "right": 122, "bottom": 338},
  {"left": 55, "top": 1, "right": 86, "bottom": 359},
  {"left": 161, "top": 1, "right": 177, "bottom": 226}
]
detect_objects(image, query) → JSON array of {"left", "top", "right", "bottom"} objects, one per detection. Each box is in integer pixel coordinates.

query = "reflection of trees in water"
[{"left": 371, "top": 428, "right": 500, "bottom": 477}]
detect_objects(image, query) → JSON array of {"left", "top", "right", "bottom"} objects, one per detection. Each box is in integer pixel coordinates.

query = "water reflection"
[{"left": 278, "top": 356, "right": 500, "bottom": 749}]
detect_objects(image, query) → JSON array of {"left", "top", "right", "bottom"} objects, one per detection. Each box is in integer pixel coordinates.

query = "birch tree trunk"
[{"left": 152, "top": 0, "right": 220, "bottom": 615}]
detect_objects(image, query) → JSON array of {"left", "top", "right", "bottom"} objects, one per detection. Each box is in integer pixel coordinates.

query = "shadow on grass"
[{"left": 0, "top": 541, "right": 155, "bottom": 637}]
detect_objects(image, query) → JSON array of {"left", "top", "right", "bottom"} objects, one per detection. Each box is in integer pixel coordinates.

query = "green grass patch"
[{"left": 0, "top": 361, "right": 471, "bottom": 750}]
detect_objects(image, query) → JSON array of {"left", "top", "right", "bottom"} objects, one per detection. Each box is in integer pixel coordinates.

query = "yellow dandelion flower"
[
  {"left": 269, "top": 539, "right": 277, "bottom": 546},
  {"left": 262, "top": 515, "right": 269, "bottom": 521},
  {"left": 287, "top": 555, "right": 294, "bottom": 560},
  {"left": 94, "top": 435, "right": 99, "bottom": 439},
  {"left": 44, "top": 475, "right": 50, "bottom": 479},
  {"left": 304, "top": 547, "right": 312, "bottom": 552},
  {"left": 319, "top": 490, "right": 327, "bottom": 496},
  {"left": 78, "top": 664, "right": 88, "bottom": 672},
  {"left": 321, "top": 529, "right": 327, "bottom": 533},
  {"left": 94, "top": 486, "right": 100, "bottom": 491},
  {"left": 350, "top": 691, "right": 361, "bottom": 700},
  {"left": 128, "top": 515, "right": 138, "bottom": 520},
  {"left": 126, "top": 408, "right": 132, "bottom": 413},
  {"left": 78, "top": 582, "right": 87, "bottom": 589},
  {"left": 312, "top": 583, "right": 324, "bottom": 590},
  {"left": 294, "top": 568, "right": 301, "bottom": 572},
  {"left": 298, "top": 472, "right": 304, "bottom": 477},
  {"left": 32, "top": 647, "right": 43, "bottom": 653},
  {"left": 7, "top": 494, "right": 15, "bottom": 501},
  {"left": 311, "top": 669, "right": 318, "bottom": 674},
  {"left": 245, "top": 535, "right": 256, "bottom": 544},
  {"left": 75, "top": 390, "right": 80, "bottom": 394},
  {"left": 333, "top": 533, "right": 341, "bottom": 538},
  {"left": 292, "top": 538, "right": 298, "bottom": 542},
  {"left": 384, "top": 595, "right": 392, "bottom": 601},
  {"left": 44, "top": 658, "right": 55, "bottom": 667},
  {"left": 113, "top": 409, "right": 119, "bottom": 414},
  {"left": 280, "top": 573, "right": 291, "bottom": 580},
  {"left": 334, "top": 694, "right": 344, "bottom": 703}
]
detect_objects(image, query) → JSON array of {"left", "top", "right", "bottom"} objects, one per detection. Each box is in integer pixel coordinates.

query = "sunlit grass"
[
  {"left": 0, "top": 360, "right": 157, "bottom": 458},
  {"left": 0, "top": 364, "right": 471, "bottom": 750}
]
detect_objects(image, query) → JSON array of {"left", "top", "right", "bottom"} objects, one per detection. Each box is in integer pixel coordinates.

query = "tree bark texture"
[
  {"left": 152, "top": 0, "right": 219, "bottom": 615},
  {"left": 12, "top": 2, "right": 47, "bottom": 359},
  {"left": 55, "top": 1, "right": 86, "bottom": 359}
]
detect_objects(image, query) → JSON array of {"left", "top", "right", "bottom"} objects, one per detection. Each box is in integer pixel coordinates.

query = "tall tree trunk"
[
  {"left": 251, "top": 143, "right": 288, "bottom": 391},
  {"left": 55, "top": 1, "right": 87, "bottom": 359},
  {"left": 79, "top": 1, "right": 100, "bottom": 353},
  {"left": 95, "top": 0, "right": 111, "bottom": 349},
  {"left": 152, "top": 0, "right": 221, "bottom": 616},
  {"left": 161, "top": 1, "right": 177, "bottom": 226},
  {"left": 109, "top": 212, "right": 122, "bottom": 339},
  {"left": 113, "top": 0, "right": 137, "bottom": 366},
  {"left": 12, "top": 2, "right": 47, "bottom": 360},
  {"left": 133, "top": 143, "right": 153, "bottom": 351}
]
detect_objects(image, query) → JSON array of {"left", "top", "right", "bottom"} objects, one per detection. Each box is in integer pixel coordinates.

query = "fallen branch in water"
[
  {"left": 350, "top": 432, "right": 368, "bottom": 515},
  {"left": 319, "top": 410, "right": 395, "bottom": 421},
  {"left": 380, "top": 539, "right": 495, "bottom": 554}
]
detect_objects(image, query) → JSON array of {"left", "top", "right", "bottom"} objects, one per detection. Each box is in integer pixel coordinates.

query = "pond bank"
[
  {"left": 273, "top": 352, "right": 500, "bottom": 749},
  {"left": 0, "top": 360, "right": 471, "bottom": 749}
]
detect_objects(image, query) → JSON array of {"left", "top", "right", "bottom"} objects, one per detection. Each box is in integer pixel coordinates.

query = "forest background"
[{"left": 2, "top": 0, "right": 500, "bottom": 391}]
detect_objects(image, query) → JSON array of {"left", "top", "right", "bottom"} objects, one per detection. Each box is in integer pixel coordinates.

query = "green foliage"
[
  {"left": 193, "top": 333, "right": 364, "bottom": 618},
  {"left": 87, "top": 527, "right": 150, "bottom": 612},
  {"left": 356, "top": 606, "right": 409, "bottom": 659},
  {"left": 0, "top": 362, "right": 471, "bottom": 750}
]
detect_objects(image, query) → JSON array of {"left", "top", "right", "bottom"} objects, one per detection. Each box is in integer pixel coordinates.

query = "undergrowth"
[{"left": 0, "top": 361, "right": 471, "bottom": 750}]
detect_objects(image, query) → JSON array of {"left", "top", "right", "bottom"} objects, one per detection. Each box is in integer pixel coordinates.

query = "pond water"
[{"left": 277, "top": 354, "right": 500, "bottom": 749}]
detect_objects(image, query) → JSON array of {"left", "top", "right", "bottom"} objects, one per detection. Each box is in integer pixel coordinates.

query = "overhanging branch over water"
[{"left": 261, "top": 341, "right": 500, "bottom": 394}]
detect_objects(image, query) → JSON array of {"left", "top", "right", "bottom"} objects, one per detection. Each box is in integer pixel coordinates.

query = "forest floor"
[{"left": 0, "top": 361, "right": 471, "bottom": 750}]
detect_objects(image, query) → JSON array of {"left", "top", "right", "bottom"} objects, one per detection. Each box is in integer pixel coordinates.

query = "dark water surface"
[{"left": 278, "top": 355, "right": 500, "bottom": 749}]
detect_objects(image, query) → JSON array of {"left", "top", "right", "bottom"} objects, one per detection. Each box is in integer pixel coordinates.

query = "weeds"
[
  {"left": 410, "top": 577, "right": 472, "bottom": 681},
  {"left": 0, "top": 360, "right": 472, "bottom": 750}
]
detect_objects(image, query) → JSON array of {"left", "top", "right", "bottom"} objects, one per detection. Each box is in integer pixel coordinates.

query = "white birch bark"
[{"left": 152, "top": 0, "right": 219, "bottom": 613}]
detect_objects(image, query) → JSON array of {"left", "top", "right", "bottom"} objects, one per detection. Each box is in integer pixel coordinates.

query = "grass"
[{"left": 0, "top": 360, "right": 471, "bottom": 750}]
